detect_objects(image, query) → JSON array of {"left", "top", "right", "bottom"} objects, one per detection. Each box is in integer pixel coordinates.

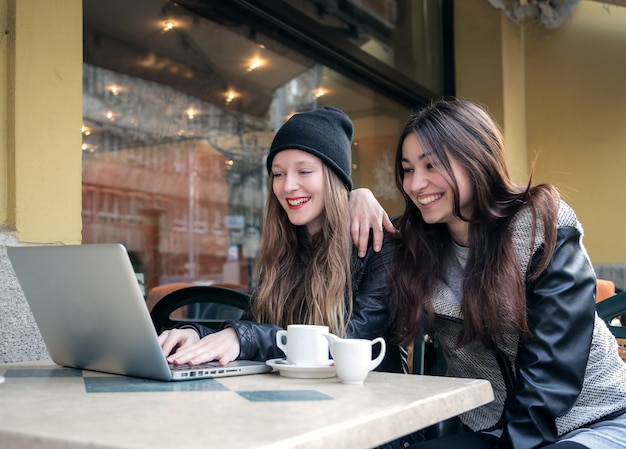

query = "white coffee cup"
[
  {"left": 325, "top": 334, "right": 386, "bottom": 385},
  {"left": 276, "top": 324, "right": 330, "bottom": 366}
]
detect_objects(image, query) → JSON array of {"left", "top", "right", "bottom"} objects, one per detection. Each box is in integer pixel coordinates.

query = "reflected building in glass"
[{"left": 81, "top": 0, "right": 451, "bottom": 295}]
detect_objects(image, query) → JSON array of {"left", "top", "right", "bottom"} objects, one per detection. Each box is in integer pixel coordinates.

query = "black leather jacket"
[
  {"left": 432, "top": 201, "right": 626, "bottom": 449},
  {"left": 188, "top": 240, "right": 402, "bottom": 372}
]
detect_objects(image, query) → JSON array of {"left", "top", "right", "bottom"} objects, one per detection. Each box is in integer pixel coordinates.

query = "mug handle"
[
  {"left": 276, "top": 330, "right": 288, "bottom": 357},
  {"left": 368, "top": 337, "right": 386, "bottom": 371},
  {"left": 323, "top": 333, "right": 339, "bottom": 355}
]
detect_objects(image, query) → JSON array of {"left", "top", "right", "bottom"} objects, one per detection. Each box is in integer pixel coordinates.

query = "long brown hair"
[
  {"left": 389, "top": 98, "right": 559, "bottom": 347},
  {"left": 250, "top": 165, "right": 353, "bottom": 337}
]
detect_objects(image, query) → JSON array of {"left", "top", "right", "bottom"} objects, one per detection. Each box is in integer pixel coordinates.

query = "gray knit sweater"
[{"left": 429, "top": 200, "right": 626, "bottom": 441}]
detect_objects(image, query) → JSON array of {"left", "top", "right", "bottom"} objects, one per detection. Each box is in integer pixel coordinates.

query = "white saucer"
[{"left": 266, "top": 358, "right": 336, "bottom": 379}]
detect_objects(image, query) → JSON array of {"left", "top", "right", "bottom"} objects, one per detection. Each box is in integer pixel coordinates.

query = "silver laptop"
[{"left": 7, "top": 243, "right": 271, "bottom": 381}]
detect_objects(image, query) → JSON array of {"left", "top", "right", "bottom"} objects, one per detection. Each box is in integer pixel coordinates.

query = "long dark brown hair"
[{"left": 389, "top": 98, "right": 559, "bottom": 347}]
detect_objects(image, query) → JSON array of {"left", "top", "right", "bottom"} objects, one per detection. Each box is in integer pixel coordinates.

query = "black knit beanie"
[{"left": 266, "top": 106, "right": 353, "bottom": 190}]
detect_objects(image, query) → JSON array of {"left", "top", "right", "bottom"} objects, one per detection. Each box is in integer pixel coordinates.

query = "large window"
[{"left": 82, "top": 0, "right": 451, "bottom": 295}]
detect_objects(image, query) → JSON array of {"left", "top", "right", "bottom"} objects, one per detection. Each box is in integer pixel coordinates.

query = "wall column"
[
  {"left": 454, "top": 0, "right": 529, "bottom": 181},
  {"left": 4, "top": 0, "right": 83, "bottom": 243},
  {"left": 0, "top": 0, "right": 82, "bottom": 363}
]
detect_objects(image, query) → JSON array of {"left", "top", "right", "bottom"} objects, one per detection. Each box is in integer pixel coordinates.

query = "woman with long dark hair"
[{"left": 388, "top": 98, "right": 626, "bottom": 449}]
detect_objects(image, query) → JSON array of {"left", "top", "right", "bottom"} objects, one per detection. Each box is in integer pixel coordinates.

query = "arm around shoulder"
[{"left": 349, "top": 188, "right": 396, "bottom": 257}]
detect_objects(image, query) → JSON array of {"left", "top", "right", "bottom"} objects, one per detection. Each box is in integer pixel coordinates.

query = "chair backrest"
[
  {"left": 596, "top": 278, "right": 616, "bottom": 303},
  {"left": 596, "top": 290, "right": 626, "bottom": 362},
  {"left": 145, "top": 282, "right": 193, "bottom": 319},
  {"left": 150, "top": 285, "right": 250, "bottom": 334}
]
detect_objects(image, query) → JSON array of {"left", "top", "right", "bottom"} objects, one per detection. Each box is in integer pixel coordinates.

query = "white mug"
[
  {"left": 325, "top": 334, "right": 386, "bottom": 385},
  {"left": 276, "top": 324, "right": 330, "bottom": 366}
]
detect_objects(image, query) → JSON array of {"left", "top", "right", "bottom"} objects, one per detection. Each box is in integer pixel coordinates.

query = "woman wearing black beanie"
[{"left": 159, "top": 107, "right": 401, "bottom": 374}]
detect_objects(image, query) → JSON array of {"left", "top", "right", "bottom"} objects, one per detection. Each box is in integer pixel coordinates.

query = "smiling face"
[
  {"left": 271, "top": 149, "right": 326, "bottom": 236},
  {"left": 400, "top": 133, "right": 474, "bottom": 246}
]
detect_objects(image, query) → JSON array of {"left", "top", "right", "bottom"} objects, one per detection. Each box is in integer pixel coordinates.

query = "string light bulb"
[
  {"left": 225, "top": 91, "right": 238, "bottom": 104},
  {"left": 106, "top": 84, "right": 123, "bottom": 96},
  {"left": 247, "top": 58, "right": 263, "bottom": 72}
]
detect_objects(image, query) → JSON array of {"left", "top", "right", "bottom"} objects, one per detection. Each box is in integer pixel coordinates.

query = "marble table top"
[{"left": 0, "top": 360, "right": 493, "bottom": 449}]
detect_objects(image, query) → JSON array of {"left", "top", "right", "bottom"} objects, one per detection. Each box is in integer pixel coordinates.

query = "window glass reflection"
[
  {"left": 82, "top": 0, "right": 410, "bottom": 296},
  {"left": 270, "top": 0, "right": 445, "bottom": 95}
]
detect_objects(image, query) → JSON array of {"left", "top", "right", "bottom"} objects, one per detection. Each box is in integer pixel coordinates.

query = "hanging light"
[
  {"left": 225, "top": 91, "right": 238, "bottom": 104},
  {"left": 247, "top": 58, "right": 263, "bottom": 72}
]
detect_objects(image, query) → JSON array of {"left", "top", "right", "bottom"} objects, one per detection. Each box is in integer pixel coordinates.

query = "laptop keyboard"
[{"left": 169, "top": 361, "right": 221, "bottom": 371}]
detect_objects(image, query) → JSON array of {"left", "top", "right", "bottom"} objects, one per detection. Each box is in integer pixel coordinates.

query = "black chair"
[{"left": 150, "top": 285, "right": 250, "bottom": 334}]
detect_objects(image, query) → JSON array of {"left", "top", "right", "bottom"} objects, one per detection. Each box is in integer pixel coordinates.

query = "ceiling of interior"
[
  {"left": 83, "top": 0, "right": 413, "bottom": 143},
  {"left": 83, "top": 0, "right": 316, "bottom": 118}
]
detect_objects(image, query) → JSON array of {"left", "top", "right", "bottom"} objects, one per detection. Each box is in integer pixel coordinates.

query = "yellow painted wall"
[
  {"left": 1, "top": 0, "right": 82, "bottom": 244},
  {"left": 455, "top": 0, "right": 505, "bottom": 123},
  {"left": 525, "top": 2, "right": 626, "bottom": 265},
  {"left": 0, "top": 0, "right": 9, "bottom": 228},
  {"left": 455, "top": 0, "right": 626, "bottom": 265}
]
